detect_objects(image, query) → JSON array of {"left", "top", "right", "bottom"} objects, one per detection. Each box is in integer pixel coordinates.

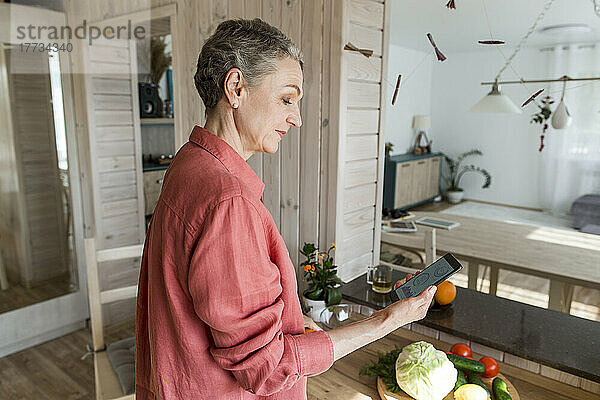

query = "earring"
[{"left": 232, "top": 103, "right": 239, "bottom": 109}]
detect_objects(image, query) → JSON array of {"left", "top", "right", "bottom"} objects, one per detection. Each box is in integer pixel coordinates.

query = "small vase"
[
  {"left": 446, "top": 189, "right": 464, "bottom": 204},
  {"left": 302, "top": 295, "right": 328, "bottom": 321}
]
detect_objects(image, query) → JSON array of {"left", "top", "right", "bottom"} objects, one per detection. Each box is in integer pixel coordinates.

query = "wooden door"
[
  {"left": 395, "top": 161, "right": 414, "bottom": 208},
  {"left": 413, "top": 159, "right": 430, "bottom": 204},
  {"left": 82, "top": 38, "right": 144, "bottom": 325},
  {"left": 428, "top": 156, "right": 441, "bottom": 198},
  {"left": 4, "top": 48, "right": 68, "bottom": 288}
]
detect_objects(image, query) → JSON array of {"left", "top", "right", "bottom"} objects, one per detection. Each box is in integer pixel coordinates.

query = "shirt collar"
[{"left": 189, "top": 126, "right": 265, "bottom": 199}]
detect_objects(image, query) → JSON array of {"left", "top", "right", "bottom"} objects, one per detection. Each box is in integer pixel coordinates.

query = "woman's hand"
[
  {"left": 303, "top": 314, "right": 323, "bottom": 332},
  {"left": 379, "top": 285, "right": 437, "bottom": 328},
  {"left": 327, "top": 284, "right": 436, "bottom": 361},
  {"left": 394, "top": 271, "right": 435, "bottom": 309}
]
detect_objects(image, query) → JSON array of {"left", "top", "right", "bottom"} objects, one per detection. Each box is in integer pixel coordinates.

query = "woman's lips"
[{"left": 276, "top": 130, "right": 286, "bottom": 138}]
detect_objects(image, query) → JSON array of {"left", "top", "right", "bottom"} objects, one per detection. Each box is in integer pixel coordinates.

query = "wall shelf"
[{"left": 140, "top": 118, "right": 174, "bottom": 126}]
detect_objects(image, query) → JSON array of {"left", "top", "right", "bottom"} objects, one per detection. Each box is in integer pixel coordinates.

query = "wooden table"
[
  {"left": 381, "top": 212, "right": 600, "bottom": 312},
  {"left": 307, "top": 325, "right": 598, "bottom": 400}
]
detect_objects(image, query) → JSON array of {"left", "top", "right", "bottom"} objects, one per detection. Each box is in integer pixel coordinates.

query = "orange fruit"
[{"left": 435, "top": 281, "right": 456, "bottom": 305}]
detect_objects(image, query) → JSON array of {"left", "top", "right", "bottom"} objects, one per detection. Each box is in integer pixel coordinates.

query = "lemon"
[{"left": 453, "top": 384, "right": 489, "bottom": 400}]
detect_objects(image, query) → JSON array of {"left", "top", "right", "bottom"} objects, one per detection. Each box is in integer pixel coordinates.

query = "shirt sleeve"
[{"left": 188, "top": 195, "right": 334, "bottom": 396}]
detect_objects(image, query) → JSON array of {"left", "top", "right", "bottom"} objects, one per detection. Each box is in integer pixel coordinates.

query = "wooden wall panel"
[
  {"left": 298, "top": 0, "right": 324, "bottom": 283},
  {"left": 347, "top": 82, "right": 380, "bottom": 108},
  {"left": 343, "top": 206, "right": 375, "bottom": 240},
  {"left": 347, "top": 23, "right": 382, "bottom": 57},
  {"left": 261, "top": 0, "right": 282, "bottom": 229},
  {"left": 349, "top": 0, "right": 384, "bottom": 29},
  {"left": 330, "top": 0, "right": 388, "bottom": 281},
  {"left": 279, "top": 0, "right": 302, "bottom": 269},
  {"left": 344, "top": 183, "right": 377, "bottom": 213},
  {"left": 346, "top": 135, "right": 378, "bottom": 161},
  {"left": 347, "top": 109, "right": 379, "bottom": 134},
  {"left": 344, "top": 159, "right": 378, "bottom": 188},
  {"left": 346, "top": 52, "right": 382, "bottom": 83},
  {"left": 372, "top": 0, "right": 390, "bottom": 265},
  {"left": 339, "top": 229, "right": 374, "bottom": 267}
]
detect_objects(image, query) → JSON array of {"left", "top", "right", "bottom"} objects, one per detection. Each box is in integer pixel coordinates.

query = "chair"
[{"left": 85, "top": 237, "right": 143, "bottom": 400}]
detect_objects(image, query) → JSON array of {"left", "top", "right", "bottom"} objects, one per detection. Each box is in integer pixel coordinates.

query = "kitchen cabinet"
[
  {"left": 383, "top": 153, "right": 442, "bottom": 210},
  {"left": 143, "top": 169, "right": 167, "bottom": 216}
]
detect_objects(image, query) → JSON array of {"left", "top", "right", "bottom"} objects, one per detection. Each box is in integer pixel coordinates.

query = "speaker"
[{"left": 138, "top": 83, "right": 159, "bottom": 118}]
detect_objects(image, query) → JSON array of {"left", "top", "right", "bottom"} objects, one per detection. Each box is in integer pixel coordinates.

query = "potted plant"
[
  {"left": 300, "top": 242, "right": 343, "bottom": 321},
  {"left": 385, "top": 142, "right": 394, "bottom": 158},
  {"left": 148, "top": 35, "right": 172, "bottom": 117},
  {"left": 442, "top": 149, "right": 491, "bottom": 204}
]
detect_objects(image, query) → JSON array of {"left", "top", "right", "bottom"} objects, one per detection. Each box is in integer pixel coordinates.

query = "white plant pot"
[
  {"left": 303, "top": 295, "right": 328, "bottom": 322},
  {"left": 551, "top": 99, "right": 573, "bottom": 130},
  {"left": 446, "top": 190, "right": 464, "bottom": 204}
]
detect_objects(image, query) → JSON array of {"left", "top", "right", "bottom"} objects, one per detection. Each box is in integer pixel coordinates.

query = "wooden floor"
[
  {"left": 384, "top": 200, "right": 600, "bottom": 322},
  {"left": 0, "top": 273, "right": 76, "bottom": 314},
  {"left": 0, "top": 319, "right": 134, "bottom": 400}
]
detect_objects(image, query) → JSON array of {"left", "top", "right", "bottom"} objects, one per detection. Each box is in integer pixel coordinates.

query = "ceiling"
[{"left": 389, "top": 0, "right": 600, "bottom": 53}]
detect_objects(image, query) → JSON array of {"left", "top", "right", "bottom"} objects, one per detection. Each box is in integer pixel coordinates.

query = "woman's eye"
[{"left": 282, "top": 98, "right": 292, "bottom": 105}]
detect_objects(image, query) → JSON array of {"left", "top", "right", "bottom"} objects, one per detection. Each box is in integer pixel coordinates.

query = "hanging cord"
[{"left": 492, "top": 0, "right": 556, "bottom": 83}]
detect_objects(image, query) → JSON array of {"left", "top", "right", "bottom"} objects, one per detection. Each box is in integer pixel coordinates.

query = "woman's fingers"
[
  {"left": 303, "top": 314, "right": 323, "bottom": 331},
  {"left": 416, "top": 286, "right": 437, "bottom": 308}
]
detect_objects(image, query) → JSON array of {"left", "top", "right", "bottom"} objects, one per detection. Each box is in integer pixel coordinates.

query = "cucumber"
[
  {"left": 492, "top": 377, "right": 513, "bottom": 400},
  {"left": 454, "top": 369, "right": 467, "bottom": 391},
  {"left": 446, "top": 353, "right": 486, "bottom": 374},
  {"left": 467, "top": 373, "right": 492, "bottom": 398}
]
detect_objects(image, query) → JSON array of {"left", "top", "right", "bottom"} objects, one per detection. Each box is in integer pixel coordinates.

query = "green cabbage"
[{"left": 395, "top": 341, "right": 457, "bottom": 400}]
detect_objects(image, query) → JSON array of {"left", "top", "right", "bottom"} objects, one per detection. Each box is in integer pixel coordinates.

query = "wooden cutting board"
[{"left": 377, "top": 373, "right": 520, "bottom": 400}]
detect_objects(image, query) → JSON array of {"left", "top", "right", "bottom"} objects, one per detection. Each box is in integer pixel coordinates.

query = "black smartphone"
[{"left": 390, "top": 253, "right": 463, "bottom": 301}]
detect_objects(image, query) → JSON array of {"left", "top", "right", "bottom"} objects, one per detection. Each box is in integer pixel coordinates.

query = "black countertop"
[
  {"left": 341, "top": 270, "right": 600, "bottom": 382},
  {"left": 142, "top": 162, "right": 170, "bottom": 172}
]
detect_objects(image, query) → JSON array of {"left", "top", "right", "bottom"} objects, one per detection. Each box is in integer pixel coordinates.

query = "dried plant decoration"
[
  {"left": 150, "top": 35, "right": 172, "bottom": 85},
  {"left": 344, "top": 42, "right": 373, "bottom": 58},
  {"left": 530, "top": 95, "right": 554, "bottom": 152},
  {"left": 427, "top": 33, "right": 447, "bottom": 61},
  {"left": 521, "top": 88, "right": 544, "bottom": 107},
  {"left": 391, "top": 74, "right": 402, "bottom": 105},
  {"left": 478, "top": 40, "right": 506, "bottom": 45},
  {"left": 446, "top": 0, "right": 456, "bottom": 10}
]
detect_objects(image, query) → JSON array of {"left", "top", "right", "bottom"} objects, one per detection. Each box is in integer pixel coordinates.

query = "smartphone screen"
[{"left": 392, "top": 253, "right": 463, "bottom": 300}]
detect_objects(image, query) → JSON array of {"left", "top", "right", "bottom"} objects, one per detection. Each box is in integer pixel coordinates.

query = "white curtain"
[{"left": 539, "top": 43, "right": 600, "bottom": 216}]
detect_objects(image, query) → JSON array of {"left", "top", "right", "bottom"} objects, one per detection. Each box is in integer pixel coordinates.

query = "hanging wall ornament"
[{"left": 551, "top": 78, "right": 573, "bottom": 129}]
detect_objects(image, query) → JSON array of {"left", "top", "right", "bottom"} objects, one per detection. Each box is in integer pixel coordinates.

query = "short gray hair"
[{"left": 194, "top": 18, "right": 303, "bottom": 110}]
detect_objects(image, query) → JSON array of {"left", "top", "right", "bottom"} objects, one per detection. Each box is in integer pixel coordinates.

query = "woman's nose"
[{"left": 287, "top": 106, "right": 302, "bottom": 128}]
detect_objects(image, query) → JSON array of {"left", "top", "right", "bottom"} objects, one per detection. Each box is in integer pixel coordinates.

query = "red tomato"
[
  {"left": 451, "top": 343, "right": 473, "bottom": 358},
  {"left": 480, "top": 357, "right": 499, "bottom": 378}
]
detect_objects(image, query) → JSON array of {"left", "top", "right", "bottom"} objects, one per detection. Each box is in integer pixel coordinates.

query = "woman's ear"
[{"left": 223, "top": 68, "right": 245, "bottom": 108}]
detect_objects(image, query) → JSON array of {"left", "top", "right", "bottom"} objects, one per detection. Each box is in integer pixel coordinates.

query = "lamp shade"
[
  {"left": 412, "top": 115, "right": 431, "bottom": 129},
  {"left": 469, "top": 84, "right": 522, "bottom": 114}
]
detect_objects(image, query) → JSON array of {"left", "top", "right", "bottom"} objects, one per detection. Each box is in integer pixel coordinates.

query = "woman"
[{"left": 135, "top": 18, "right": 436, "bottom": 399}]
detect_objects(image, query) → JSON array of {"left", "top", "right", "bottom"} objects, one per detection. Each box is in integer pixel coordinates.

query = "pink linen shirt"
[{"left": 135, "top": 126, "right": 334, "bottom": 399}]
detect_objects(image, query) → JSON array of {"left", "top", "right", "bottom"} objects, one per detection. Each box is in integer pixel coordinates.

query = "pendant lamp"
[{"left": 469, "top": 81, "right": 522, "bottom": 114}]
